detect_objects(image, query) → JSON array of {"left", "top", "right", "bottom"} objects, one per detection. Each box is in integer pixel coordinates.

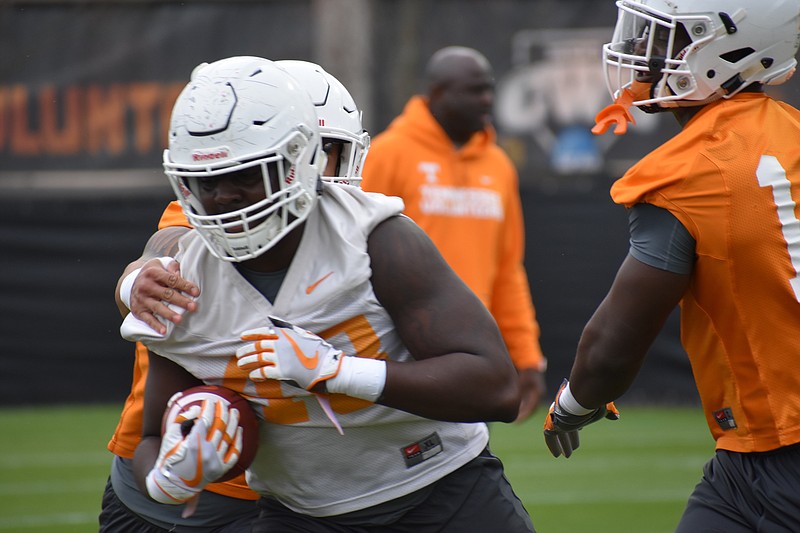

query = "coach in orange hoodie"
[{"left": 362, "top": 46, "right": 546, "bottom": 421}]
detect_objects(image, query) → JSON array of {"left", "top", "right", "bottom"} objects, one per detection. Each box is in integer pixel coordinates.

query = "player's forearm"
[
  {"left": 132, "top": 436, "right": 161, "bottom": 497},
  {"left": 569, "top": 255, "right": 689, "bottom": 407},
  {"left": 569, "top": 317, "right": 648, "bottom": 408},
  {"left": 379, "top": 355, "right": 520, "bottom": 423}
]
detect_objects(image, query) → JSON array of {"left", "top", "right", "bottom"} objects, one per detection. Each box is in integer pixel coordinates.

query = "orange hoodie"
[{"left": 362, "top": 96, "right": 544, "bottom": 371}]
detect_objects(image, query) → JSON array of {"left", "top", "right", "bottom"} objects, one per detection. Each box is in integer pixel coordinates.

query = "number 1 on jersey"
[{"left": 756, "top": 155, "right": 800, "bottom": 302}]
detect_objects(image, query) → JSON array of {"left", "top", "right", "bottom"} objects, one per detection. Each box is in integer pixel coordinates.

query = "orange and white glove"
[
  {"left": 237, "top": 317, "right": 388, "bottom": 435},
  {"left": 236, "top": 317, "right": 346, "bottom": 434},
  {"left": 236, "top": 317, "right": 344, "bottom": 390},
  {"left": 146, "top": 394, "right": 243, "bottom": 505}
]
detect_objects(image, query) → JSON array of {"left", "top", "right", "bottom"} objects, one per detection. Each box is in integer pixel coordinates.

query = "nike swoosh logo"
[
  {"left": 178, "top": 431, "right": 205, "bottom": 488},
  {"left": 280, "top": 330, "right": 319, "bottom": 369},
  {"left": 305, "top": 271, "right": 334, "bottom": 294}
]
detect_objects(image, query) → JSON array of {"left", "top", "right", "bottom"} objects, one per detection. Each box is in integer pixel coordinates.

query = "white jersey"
[{"left": 122, "top": 184, "right": 489, "bottom": 517}]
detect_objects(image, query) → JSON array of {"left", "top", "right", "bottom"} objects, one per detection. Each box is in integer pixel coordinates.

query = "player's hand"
[
  {"left": 515, "top": 367, "right": 546, "bottom": 422},
  {"left": 542, "top": 379, "right": 619, "bottom": 458},
  {"left": 128, "top": 258, "right": 200, "bottom": 334},
  {"left": 146, "top": 394, "right": 243, "bottom": 505},
  {"left": 236, "top": 316, "right": 344, "bottom": 391}
]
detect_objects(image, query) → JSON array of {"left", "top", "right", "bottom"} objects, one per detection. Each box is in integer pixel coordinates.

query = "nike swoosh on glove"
[
  {"left": 236, "top": 317, "right": 345, "bottom": 435},
  {"left": 236, "top": 316, "right": 343, "bottom": 390},
  {"left": 542, "top": 379, "right": 619, "bottom": 458},
  {"left": 146, "top": 395, "right": 243, "bottom": 504}
]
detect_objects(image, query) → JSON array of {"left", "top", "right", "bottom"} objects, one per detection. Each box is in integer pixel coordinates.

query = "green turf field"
[{"left": 0, "top": 404, "right": 712, "bottom": 532}]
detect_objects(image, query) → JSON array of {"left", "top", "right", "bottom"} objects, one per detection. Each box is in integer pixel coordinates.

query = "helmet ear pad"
[{"left": 162, "top": 56, "right": 325, "bottom": 262}]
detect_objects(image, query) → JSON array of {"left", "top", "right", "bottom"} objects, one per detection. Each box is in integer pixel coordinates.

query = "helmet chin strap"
[{"left": 670, "top": 93, "right": 723, "bottom": 108}]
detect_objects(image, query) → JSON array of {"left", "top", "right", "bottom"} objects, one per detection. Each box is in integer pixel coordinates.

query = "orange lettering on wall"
[
  {"left": 40, "top": 85, "right": 81, "bottom": 155},
  {"left": 0, "top": 87, "right": 6, "bottom": 149},
  {"left": 86, "top": 84, "right": 126, "bottom": 155},
  {"left": 128, "top": 83, "right": 161, "bottom": 154},
  {"left": 10, "top": 85, "right": 40, "bottom": 155},
  {"left": 1, "top": 82, "right": 182, "bottom": 159}
]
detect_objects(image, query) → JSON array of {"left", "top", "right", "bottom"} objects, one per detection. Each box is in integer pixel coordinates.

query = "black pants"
[
  {"left": 251, "top": 448, "right": 535, "bottom": 533},
  {"left": 676, "top": 444, "right": 800, "bottom": 533},
  {"left": 99, "top": 477, "right": 176, "bottom": 533}
]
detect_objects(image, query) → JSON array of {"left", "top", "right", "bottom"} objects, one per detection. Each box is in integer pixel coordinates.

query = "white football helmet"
[
  {"left": 163, "top": 56, "right": 326, "bottom": 262},
  {"left": 602, "top": 0, "right": 800, "bottom": 110},
  {"left": 277, "top": 60, "right": 369, "bottom": 186}
]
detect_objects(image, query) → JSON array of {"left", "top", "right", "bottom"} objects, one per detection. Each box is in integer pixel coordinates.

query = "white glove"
[
  {"left": 236, "top": 316, "right": 343, "bottom": 390},
  {"left": 146, "top": 393, "right": 243, "bottom": 504}
]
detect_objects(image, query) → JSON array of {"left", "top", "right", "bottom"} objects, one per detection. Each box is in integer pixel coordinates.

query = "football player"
[
  {"left": 121, "top": 56, "right": 534, "bottom": 531},
  {"left": 101, "top": 60, "right": 371, "bottom": 532},
  {"left": 543, "top": 1, "right": 800, "bottom": 531}
]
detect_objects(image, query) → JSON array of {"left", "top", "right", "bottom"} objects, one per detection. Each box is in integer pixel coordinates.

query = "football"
[{"left": 161, "top": 384, "right": 260, "bottom": 482}]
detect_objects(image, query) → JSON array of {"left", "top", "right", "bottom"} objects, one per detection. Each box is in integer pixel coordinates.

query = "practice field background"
[{"left": 0, "top": 404, "right": 713, "bottom": 532}]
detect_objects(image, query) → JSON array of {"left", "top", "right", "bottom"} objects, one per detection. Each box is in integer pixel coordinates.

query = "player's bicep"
[
  {"left": 140, "top": 226, "right": 190, "bottom": 261},
  {"left": 593, "top": 253, "right": 690, "bottom": 349},
  {"left": 368, "top": 216, "right": 504, "bottom": 361}
]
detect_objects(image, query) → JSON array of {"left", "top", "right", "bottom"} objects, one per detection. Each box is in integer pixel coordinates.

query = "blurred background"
[{"left": 4, "top": 0, "right": 797, "bottom": 408}]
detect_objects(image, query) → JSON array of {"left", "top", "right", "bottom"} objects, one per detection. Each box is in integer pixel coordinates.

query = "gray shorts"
[
  {"left": 99, "top": 456, "right": 258, "bottom": 533},
  {"left": 251, "top": 447, "right": 535, "bottom": 532},
  {"left": 676, "top": 444, "right": 800, "bottom": 533}
]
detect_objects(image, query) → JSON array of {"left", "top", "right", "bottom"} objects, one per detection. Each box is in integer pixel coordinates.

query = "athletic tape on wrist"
[
  {"left": 119, "top": 267, "right": 142, "bottom": 310},
  {"left": 326, "top": 357, "right": 386, "bottom": 402},
  {"left": 559, "top": 382, "right": 594, "bottom": 416},
  {"left": 118, "top": 257, "right": 175, "bottom": 310}
]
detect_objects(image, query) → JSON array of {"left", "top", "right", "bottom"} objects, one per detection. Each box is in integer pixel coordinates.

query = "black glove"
[{"left": 542, "top": 379, "right": 619, "bottom": 458}]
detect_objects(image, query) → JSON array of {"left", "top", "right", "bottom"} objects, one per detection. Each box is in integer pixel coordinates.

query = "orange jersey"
[
  {"left": 611, "top": 93, "right": 800, "bottom": 452},
  {"left": 362, "top": 96, "right": 544, "bottom": 370},
  {"left": 108, "top": 204, "right": 256, "bottom": 500}
]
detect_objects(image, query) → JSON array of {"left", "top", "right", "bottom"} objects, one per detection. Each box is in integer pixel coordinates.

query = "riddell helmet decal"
[{"left": 191, "top": 147, "right": 231, "bottom": 162}]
